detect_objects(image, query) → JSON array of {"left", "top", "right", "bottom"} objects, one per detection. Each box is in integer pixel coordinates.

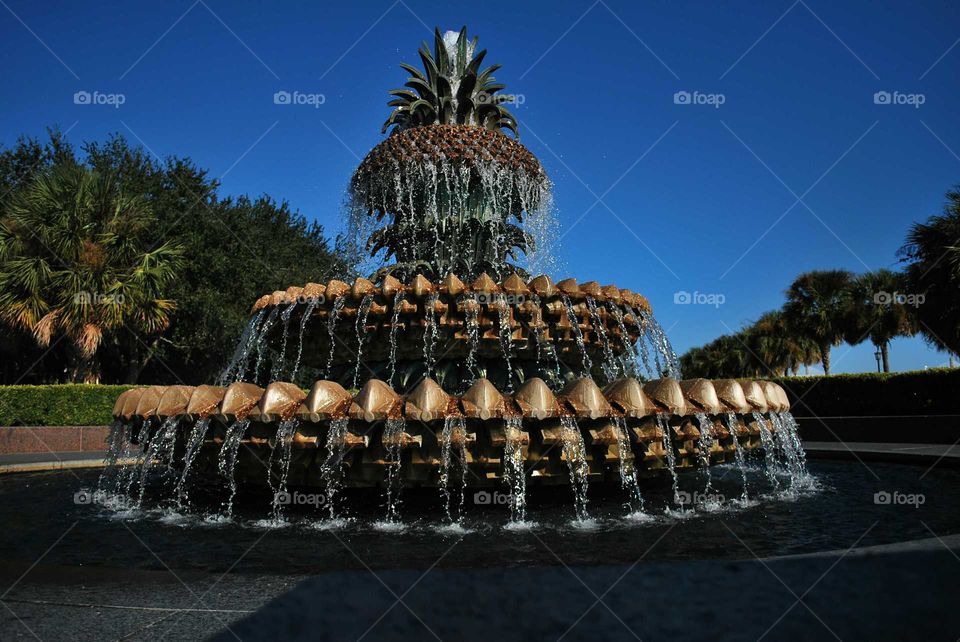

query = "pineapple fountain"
[{"left": 103, "top": 28, "right": 808, "bottom": 524}]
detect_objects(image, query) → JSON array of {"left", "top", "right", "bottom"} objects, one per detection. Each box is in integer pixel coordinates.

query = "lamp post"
[{"left": 874, "top": 348, "right": 882, "bottom": 373}]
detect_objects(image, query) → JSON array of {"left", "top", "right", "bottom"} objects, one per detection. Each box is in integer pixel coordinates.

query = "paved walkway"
[
  {"left": 803, "top": 441, "right": 960, "bottom": 465},
  {"left": 0, "top": 451, "right": 128, "bottom": 474}
]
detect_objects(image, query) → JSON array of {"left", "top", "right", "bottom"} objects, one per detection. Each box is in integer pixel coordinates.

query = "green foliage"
[
  {"left": 783, "top": 269, "right": 855, "bottom": 375},
  {"left": 773, "top": 368, "right": 960, "bottom": 417},
  {"left": 382, "top": 27, "right": 519, "bottom": 137},
  {"left": 0, "top": 384, "right": 135, "bottom": 426},
  {"left": 0, "top": 131, "right": 348, "bottom": 384},
  {"left": 899, "top": 186, "right": 960, "bottom": 356},
  {"left": 0, "top": 164, "right": 183, "bottom": 382}
]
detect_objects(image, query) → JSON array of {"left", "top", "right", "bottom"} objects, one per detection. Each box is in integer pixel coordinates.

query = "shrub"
[
  {"left": 0, "top": 384, "right": 135, "bottom": 426},
  {"left": 773, "top": 368, "right": 960, "bottom": 417}
]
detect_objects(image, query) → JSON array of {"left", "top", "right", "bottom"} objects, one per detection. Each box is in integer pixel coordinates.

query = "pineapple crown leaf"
[{"left": 380, "top": 27, "right": 519, "bottom": 138}]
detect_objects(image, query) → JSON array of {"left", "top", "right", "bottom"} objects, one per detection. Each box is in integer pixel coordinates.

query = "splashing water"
[
  {"left": 527, "top": 294, "right": 561, "bottom": 385},
  {"left": 439, "top": 416, "right": 468, "bottom": 523},
  {"left": 724, "top": 413, "right": 750, "bottom": 502},
  {"left": 382, "top": 418, "right": 406, "bottom": 523},
  {"left": 463, "top": 293, "right": 480, "bottom": 381},
  {"left": 502, "top": 416, "right": 528, "bottom": 523},
  {"left": 135, "top": 416, "right": 180, "bottom": 508},
  {"left": 694, "top": 413, "right": 715, "bottom": 498},
  {"left": 290, "top": 298, "right": 320, "bottom": 380},
  {"left": 98, "top": 420, "right": 133, "bottom": 494},
  {"left": 612, "top": 417, "right": 645, "bottom": 512},
  {"left": 656, "top": 414, "right": 682, "bottom": 507},
  {"left": 175, "top": 417, "right": 212, "bottom": 508},
  {"left": 388, "top": 292, "right": 405, "bottom": 386},
  {"left": 752, "top": 411, "right": 782, "bottom": 493},
  {"left": 586, "top": 297, "right": 619, "bottom": 383},
  {"left": 320, "top": 418, "right": 350, "bottom": 518},
  {"left": 269, "top": 419, "right": 298, "bottom": 521},
  {"left": 218, "top": 419, "right": 251, "bottom": 517},
  {"left": 561, "top": 295, "right": 593, "bottom": 377},
  {"left": 422, "top": 292, "right": 440, "bottom": 377},
  {"left": 494, "top": 293, "right": 515, "bottom": 391},
  {"left": 352, "top": 294, "right": 375, "bottom": 388},
  {"left": 770, "top": 412, "right": 810, "bottom": 490},
  {"left": 252, "top": 307, "right": 280, "bottom": 384},
  {"left": 270, "top": 302, "right": 298, "bottom": 381},
  {"left": 640, "top": 310, "right": 681, "bottom": 379},
  {"left": 217, "top": 310, "right": 266, "bottom": 385},
  {"left": 324, "top": 297, "right": 347, "bottom": 379},
  {"left": 559, "top": 416, "right": 590, "bottom": 521}
]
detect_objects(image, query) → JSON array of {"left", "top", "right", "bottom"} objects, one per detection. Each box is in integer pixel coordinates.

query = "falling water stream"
[
  {"left": 439, "top": 416, "right": 468, "bottom": 523},
  {"left": 289, "top": 298, "right": 319, "bottom": 380},
  {"left": 559, "top": 416, "right": 590, "bottom": 521},
  {"left": 656, "top": 414, "right": 682, "bottom": 507},
  {"left": 320, "top": 418, "right": 350, "bottom": 519},
  {"left": 753, "top": 411, "right": 782, "bottom": 493},
  {"left": 324, "top": 297, "right": 347, "bottom": 379},
  {"left": 382, "top": 418, "right": 406, "bottom": 523},
  {"left": 586, "top": 297, "right": 619, "bottom": 383},
  {"left": 388, "top": 292, "right": 405, "bottom": 386},
  {"left": 352, "top": 294, "right": 375, "bottom": 388},
  {"left": 724, "top": 413, "right": 750, "bottom": 502},
  {"left": 175, "top": 418, "right": 212, "bottom": 507},
  {"left": 613, "top": 417, "right": 644, "bottom": 512},
  {"left": 502, "top": 417, "right": 528, "bottom": 523},
  {"left": 268, "top": 419, "right": 298, "bottom": 521},
  {"left": 218, "top": 419, "right": 251, "bottom": 517},
  {"left": 561, "top": 295, "right": 593, "bottom": 377}
]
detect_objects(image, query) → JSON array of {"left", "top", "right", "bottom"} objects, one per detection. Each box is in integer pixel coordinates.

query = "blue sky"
[{"left": 2, "top": 0, "right": 959, "bottom": 373}]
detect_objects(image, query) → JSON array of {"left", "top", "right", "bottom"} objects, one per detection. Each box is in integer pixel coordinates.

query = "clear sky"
[{"left": 2, "top": 0, "right": 958, "bottom": 374}]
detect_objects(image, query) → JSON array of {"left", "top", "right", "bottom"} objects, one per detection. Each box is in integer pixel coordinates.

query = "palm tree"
[
  {"left": 0, "top": 165, "right": 182, "bottom": 382},
  {"left": 844, "top": 269, "right": 916, "bottom": 372},
  {"left": 899, "top": 187, "right": 960, "bottom": 357},
  {"left": 783, "top": 270, "right": 855, "bottom": 375},
  {"left": 748, "top": 310, "right": 819, "bottom": 376}
]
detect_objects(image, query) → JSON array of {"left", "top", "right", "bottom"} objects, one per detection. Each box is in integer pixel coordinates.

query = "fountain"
[{"left": 104, "top": 28, "right": 808, "bottom": 522}]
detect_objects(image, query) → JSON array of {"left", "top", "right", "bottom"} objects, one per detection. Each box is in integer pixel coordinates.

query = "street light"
[{"left": 874, "top": 348, "right": 882, "bottom": 373}]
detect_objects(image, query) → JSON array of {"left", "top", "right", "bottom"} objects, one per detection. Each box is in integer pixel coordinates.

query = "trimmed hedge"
[
  {"left": 0, "top": 385, "right": 136, "bottom": 427},
  {"left": 773, "top": 368, "right": 960, "bottom": 417}
]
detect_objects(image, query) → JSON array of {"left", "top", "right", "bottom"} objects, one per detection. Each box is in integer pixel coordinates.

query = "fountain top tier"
[
  {"left": 347, "top": 27, "right": 552, "bottom": 281},
  {"left": 114, "top": 377, "right": 789, "bottom": 424}
]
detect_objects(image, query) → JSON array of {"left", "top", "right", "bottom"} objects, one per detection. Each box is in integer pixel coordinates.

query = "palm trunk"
[
  {"left": 819, "top": 342, "right": 831, "bottom": 375},
  {"left": 881, "top": 342, "right": 890, "bottom": 373}
]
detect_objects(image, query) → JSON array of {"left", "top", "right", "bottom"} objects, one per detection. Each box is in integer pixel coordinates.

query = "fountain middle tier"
[
  {"left": 111, "top": 376, "right": 793, "bottom": 490},
  {"left": 246, "top": 272, "right": 658, "bottom": 383}
]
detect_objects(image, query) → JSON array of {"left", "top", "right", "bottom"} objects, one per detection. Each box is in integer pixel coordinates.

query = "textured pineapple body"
[{"left": 352, "top": 124, "right": 548, "bottom": 217}]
